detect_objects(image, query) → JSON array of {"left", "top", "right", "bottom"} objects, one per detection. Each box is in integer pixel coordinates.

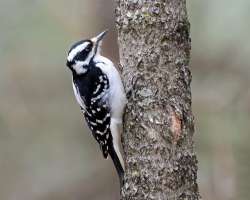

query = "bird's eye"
[{"left": 85, "top": 46, "right": 91, "bottom": 52}]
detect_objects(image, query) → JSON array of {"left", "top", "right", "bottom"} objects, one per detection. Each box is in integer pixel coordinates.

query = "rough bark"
[{"left": 115, "top": 0, "right": 200, "bottom": 199}]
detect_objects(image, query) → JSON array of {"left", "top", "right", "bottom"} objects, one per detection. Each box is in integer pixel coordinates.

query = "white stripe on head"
[
  {"left": 72, "top": 61, "right": 88, "bottom": 74},
  {"left": 67, "top": 42, "right": 89, "bottom": 62}
]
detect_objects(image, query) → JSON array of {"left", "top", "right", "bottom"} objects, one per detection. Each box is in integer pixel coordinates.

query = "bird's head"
[{"left": 66, "top": 30, "right": 108, "bottom": 75}]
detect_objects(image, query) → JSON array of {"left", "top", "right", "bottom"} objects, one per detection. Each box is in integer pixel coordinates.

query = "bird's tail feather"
[
  {"left": 109, "top": 118, "right": 125, "bottom": 185},
  {"left": 108, "top": 144, "right": 124, "bottom": 186},
  {"left": 110, "top": 119, "right": 125, "bottom": 169}
]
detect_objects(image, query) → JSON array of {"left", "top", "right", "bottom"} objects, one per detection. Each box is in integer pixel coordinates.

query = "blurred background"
[{"left": 0, "top": 0, "right": 249, "bottom": 199}]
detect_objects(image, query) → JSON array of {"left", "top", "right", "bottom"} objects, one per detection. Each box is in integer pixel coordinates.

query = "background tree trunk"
[{"left": 115, "top": 0, "right": 200, "bottom": 199}]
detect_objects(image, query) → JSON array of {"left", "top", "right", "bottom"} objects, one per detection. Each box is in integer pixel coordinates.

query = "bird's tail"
[
  {"left": 108, "top": 144, "right": 124, "bottom": 186},
  {"left": 109, "top": 118, "right": 125, "bottom": 185}
]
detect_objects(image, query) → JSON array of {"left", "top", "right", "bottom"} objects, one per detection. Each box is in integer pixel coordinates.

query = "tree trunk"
[{"left": 115, "top": 0, "right": 200, "bottom": 199}]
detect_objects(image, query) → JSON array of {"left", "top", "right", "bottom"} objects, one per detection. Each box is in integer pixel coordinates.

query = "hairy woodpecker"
[{"left": 66, "top": 30, "right": 126, "bottom": 184}]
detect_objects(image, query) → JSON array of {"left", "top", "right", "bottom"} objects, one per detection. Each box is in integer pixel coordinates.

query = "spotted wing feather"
[
  {"left": 72, "top": 67, "right": 112, "bottom": 158},
  {"left": 84, "top": 100, "right": 111, "bottom": 158}
]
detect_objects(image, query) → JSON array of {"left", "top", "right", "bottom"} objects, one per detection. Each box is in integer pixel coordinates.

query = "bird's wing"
[
  {"left": 84, "top": 100, "right": 111, "bottom": 158},
  {"left": 72, "top": 71, "right": 111, "bottom": 158}
]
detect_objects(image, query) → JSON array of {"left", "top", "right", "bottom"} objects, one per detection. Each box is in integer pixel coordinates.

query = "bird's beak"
[{"left": 91, "top": 29, "right": 108, "bottom": 44}]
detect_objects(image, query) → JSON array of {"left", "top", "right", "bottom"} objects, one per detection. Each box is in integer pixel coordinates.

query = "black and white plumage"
[{"left": 66, "top": 30, "right": 126, "bottom": 184}]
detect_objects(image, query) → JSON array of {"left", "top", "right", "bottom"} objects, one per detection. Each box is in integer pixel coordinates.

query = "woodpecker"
[{"left": 66, "top": 30, "right": 126, "bottom": 184}]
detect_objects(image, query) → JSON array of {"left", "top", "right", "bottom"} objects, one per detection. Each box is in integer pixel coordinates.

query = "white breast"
[
  {"left": 94, "top": 56, "right": 127, "bottom": 122},
  {"left": 72, "top": 78, "right": 86, "bottom": 111}
]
